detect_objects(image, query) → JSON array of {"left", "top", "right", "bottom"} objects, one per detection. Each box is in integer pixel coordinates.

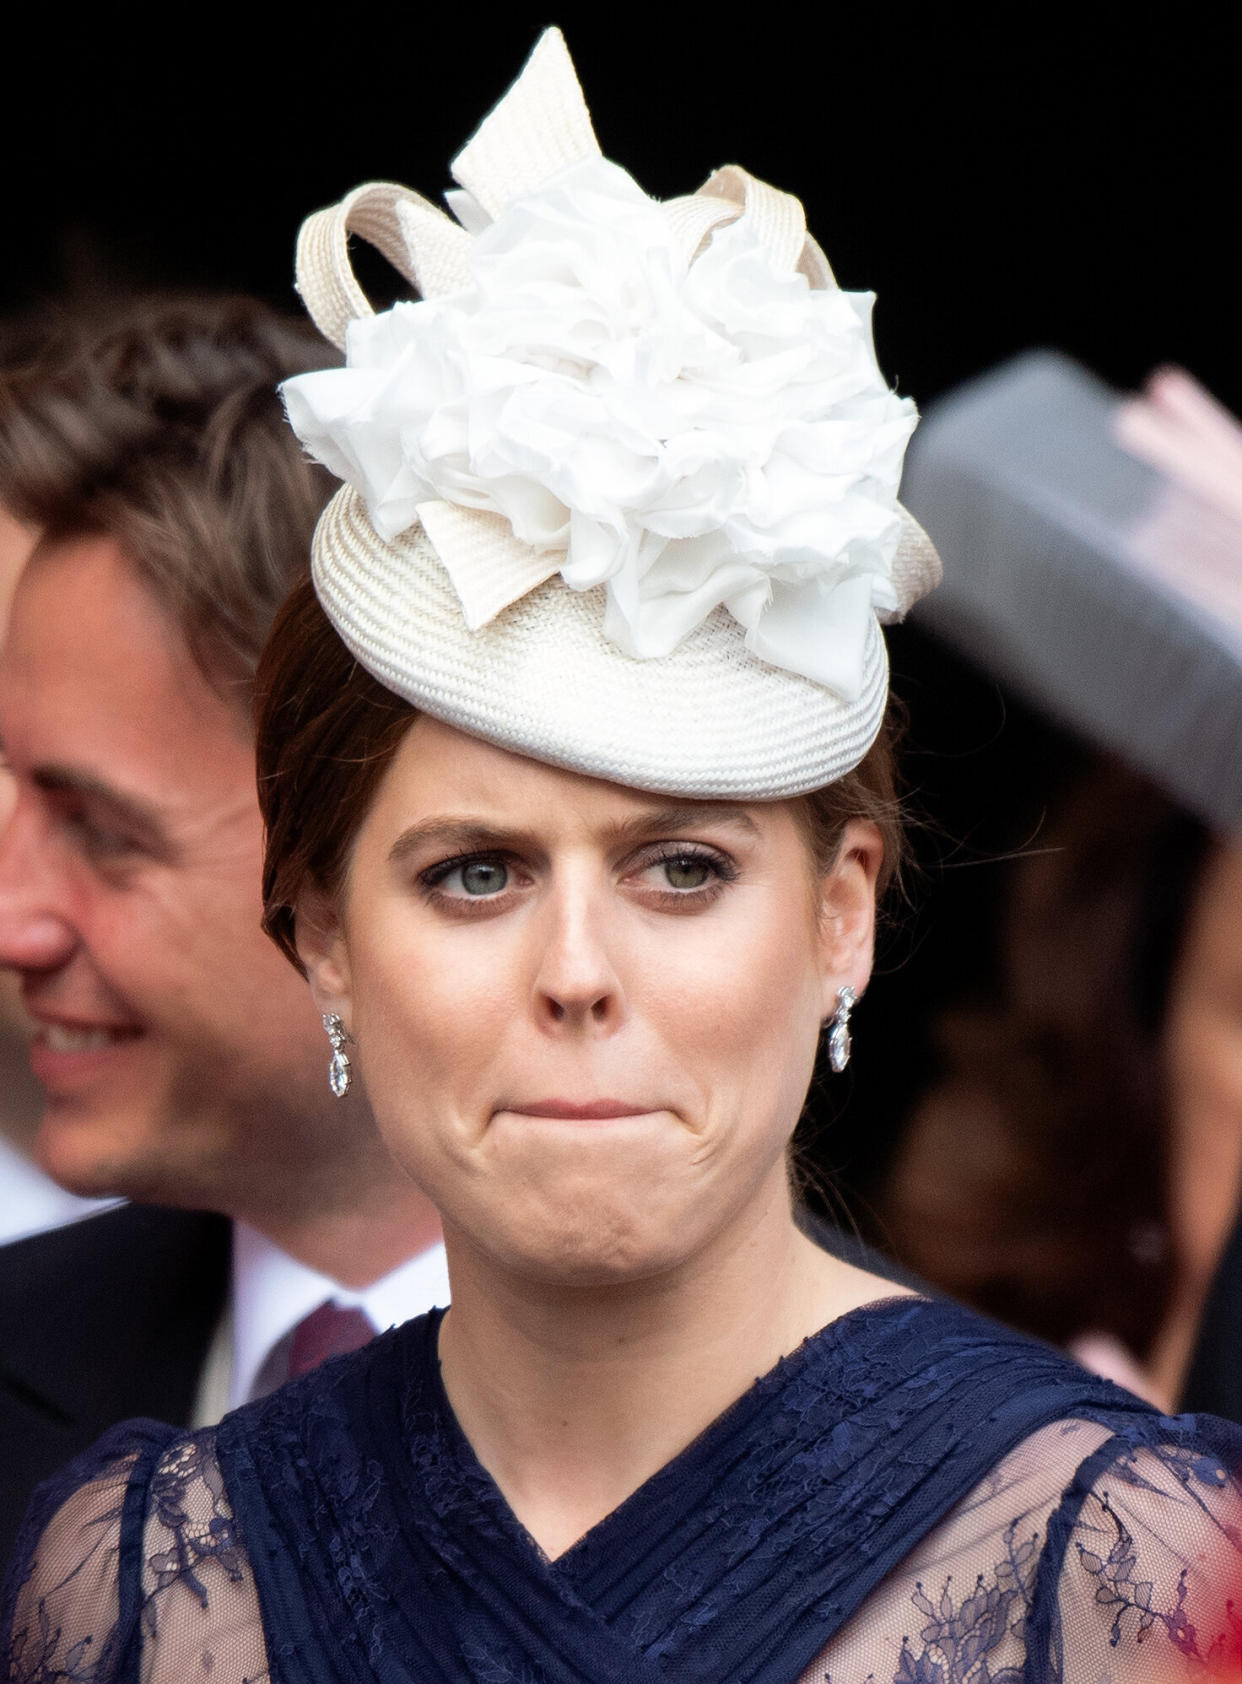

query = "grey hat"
[{"left": 902, "top": 350, "right": 1242, "bottom": 834}]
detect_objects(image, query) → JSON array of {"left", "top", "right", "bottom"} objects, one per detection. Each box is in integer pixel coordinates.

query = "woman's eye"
[
  {"left": 425, "top": 856, "right": 512, "bottom": 899},
  {"left": 638, "top": 848, "right": 735, "bottom": 900},
  {"left": 660, "top": 855, "right": 713, "bottom": 891},
  {"left": 459, "top": 859, "right": 508, "bottom": 896}
]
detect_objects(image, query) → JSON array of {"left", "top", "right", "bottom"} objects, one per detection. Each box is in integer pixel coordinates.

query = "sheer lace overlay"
[
  {"left": 5, "top": 1304, "right": 1240, "bottom": 1684},
  {"left": 6, "top": 1443, "right": 132, "bottom": 1683},
  {"left": 137, "top": 1435, "right": 267, "bottom": 1684},
  {"left": 5, "top": 1428, "right": 267, "bottom": 1684},
  {"left": 798, "top": 1421, "right": 1242, "bottom": 1681}
]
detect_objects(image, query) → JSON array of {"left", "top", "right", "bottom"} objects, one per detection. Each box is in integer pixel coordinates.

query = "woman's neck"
[{"left": 436, "top": 1188, "right": 911, "bottom": 1559}]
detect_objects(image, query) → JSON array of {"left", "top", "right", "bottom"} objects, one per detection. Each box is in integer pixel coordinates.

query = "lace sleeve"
[
  {"left": 2, "top": 1424, "right": 268, "bottom": 1684},
  {"left": 3, "top": 1425, "right": 156, "bottom": 1684},
  {"left": 1048, "top": 1429, "right": 1242, "bottom": 1681},
  {"left": 135, "top": 1433, "right": 267, "bottom": 1684},
  {"left": 801, "top": 1415, "right": 1242, "bottom": 1683}
]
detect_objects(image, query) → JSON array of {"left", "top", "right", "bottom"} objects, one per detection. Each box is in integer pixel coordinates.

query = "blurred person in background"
[
  {"left": 0, "top": 296, "right": 446, "bottom": 1562},
  {"left": 0, "top": 352, "right": 115, "bottom": 1243},
  {"left": 882, "top": 353, "right": 1242, "bottom": 1416}
]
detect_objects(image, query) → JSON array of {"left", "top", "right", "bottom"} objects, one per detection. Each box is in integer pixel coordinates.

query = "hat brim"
[{"left": 312, "top": 486, "right": 889, "bottom": 800}]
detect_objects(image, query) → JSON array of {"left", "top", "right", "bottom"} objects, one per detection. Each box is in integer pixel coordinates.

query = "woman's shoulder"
[
  {"left": 815, "top": 1288, "right": 1122, "bottom": 1399},
  {"left": 829, "top": 1289, "right": 1195, "bottom": 1413},
  {"left": 2, "top": 1418, "right": 265, "bottom": 1684},
  {"left": 805, "top": 1295, "right": 1240, "bottom": 1612},
  {"left": 969, "top": 1406, "right": 1242, "bottom": 1678},
  {"left": 4, "top": 1414, "right": 189, "bottom": 1597},
  {"left": 810, "top": 1407, "right": 1242, "bottom": 1683},
  {"left": 1050, "top": 1412, "right": 1242, "bottom": 1664},
  {"left": 798, "top": 1295, "right": 1242, "bottom": 1684},
  {"left": 826, "top": 1290, "right": 1242, "bottom": 1479}
]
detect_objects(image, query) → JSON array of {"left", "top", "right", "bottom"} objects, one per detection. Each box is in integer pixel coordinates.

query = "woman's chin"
[{"left": 454, "top": 1197, "right": 708, "bottom": 1291}]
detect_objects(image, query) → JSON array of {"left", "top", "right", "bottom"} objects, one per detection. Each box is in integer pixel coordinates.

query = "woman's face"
[{"left": 302, "top": 716, "right": 878, "bottom": 1287}]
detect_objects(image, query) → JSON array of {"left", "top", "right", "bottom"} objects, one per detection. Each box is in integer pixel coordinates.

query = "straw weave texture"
[{"left": 313, "top": 488, "right": 889, "bottom": 799}]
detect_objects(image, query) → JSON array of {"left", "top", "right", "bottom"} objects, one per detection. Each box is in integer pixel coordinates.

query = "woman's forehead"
[{"left": 365, "top": 713, "right": 792, "bottom": 850}]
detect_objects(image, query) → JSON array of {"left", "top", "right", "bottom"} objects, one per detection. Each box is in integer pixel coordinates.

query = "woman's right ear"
[{"left": 294, "top": 884, "right": 353, "bottom": 1023}]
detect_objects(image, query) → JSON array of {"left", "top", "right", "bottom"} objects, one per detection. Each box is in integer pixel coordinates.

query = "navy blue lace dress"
[{"left": 4, "top": 1297, "right": 1241, "bottom": 1682}]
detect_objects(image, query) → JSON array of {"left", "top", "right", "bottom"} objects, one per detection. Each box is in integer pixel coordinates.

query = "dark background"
[
  {"left": 3, "top": 5, "right": 1236, "bottom": 1227},
  {"left": 5, "top": 7, "right": 1235, "bottom": 409}
]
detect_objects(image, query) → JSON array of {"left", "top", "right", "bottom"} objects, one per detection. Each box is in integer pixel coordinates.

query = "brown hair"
[
  {"left": 0, "top": 293, "right": 339, "bottom": 709},
  {"left": 881, "top": 760, "right": 1206, "bottom": 1357},
  {"left": 256, "top": 576, "right": 904, "bottom": 972}
]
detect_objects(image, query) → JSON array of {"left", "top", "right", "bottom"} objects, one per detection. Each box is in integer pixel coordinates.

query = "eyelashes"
[
  {"left": 640, "top": 844, "right": 738, "bottom": 905},
  {"left": 417, "top": 843, "right": 739, "bottom": 911},
  {"left": 421, "top": 854, "right": 513, "bottom": 898},
  {"left": 419, "top": 853, "right": 516, "bottom": 902}
]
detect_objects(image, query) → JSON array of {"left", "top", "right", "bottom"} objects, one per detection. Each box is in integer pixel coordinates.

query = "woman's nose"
[
  {"left": 0, "top": 808, "right": 78, "bottom": 973},
  {"left": 531, "top": 886, "right": 625, "bottom": 1031}
]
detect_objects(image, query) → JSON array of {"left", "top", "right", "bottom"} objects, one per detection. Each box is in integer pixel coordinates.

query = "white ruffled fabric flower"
[{"left": 283, "top": 155, "right": 917, "bottom": 699}]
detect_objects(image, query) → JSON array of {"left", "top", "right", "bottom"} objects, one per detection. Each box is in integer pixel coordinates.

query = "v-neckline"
[
  {"left": 225, "top": 1286, "right": 1169, "bottom": 1684},
  {"left": 416, "top": 1293, "right": 929, "bottom": 1571}
]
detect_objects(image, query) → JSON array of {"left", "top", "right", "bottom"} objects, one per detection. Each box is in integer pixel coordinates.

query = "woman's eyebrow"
[
  {"left": 387, "top": 805, "right": 760, "bottom": 867},
  {"left": 387, "top": 819, "right": 534, "bottom": 867},
  {"left": 602, "top": 804, "right": 762, "bottom": 848}
]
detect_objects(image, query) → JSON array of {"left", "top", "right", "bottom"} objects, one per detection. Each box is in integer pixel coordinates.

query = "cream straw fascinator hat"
[{"left": 282, "top": 29, "right": 940, "bottom": 798}]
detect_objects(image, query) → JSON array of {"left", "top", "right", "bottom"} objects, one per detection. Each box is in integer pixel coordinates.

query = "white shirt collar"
[
  {"left": 229, "top": 1221, "right": 451, "bottom": 1410},
  {"left": 0, "top": 1139, "right": 121, "bottom": 1245}
]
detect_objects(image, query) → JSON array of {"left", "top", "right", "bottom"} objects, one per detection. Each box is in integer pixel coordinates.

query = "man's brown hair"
[{"left": 0, "top": 294, "right": 338, "bottom": 711}]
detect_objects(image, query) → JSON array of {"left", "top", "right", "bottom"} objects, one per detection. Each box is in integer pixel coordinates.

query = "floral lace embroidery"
[
  {"left": 818, "top": 1443, "right": 1242, "bottom": 1684},
  {"left": 890, "top": 1524, "right": 1038, "bottom": 1684},
  {"left": 4, "top": 1431, "right": 262, "bottom": 1684},
  {"left": 140, "top": 1436, "right": 247, "bottom": 1633}
]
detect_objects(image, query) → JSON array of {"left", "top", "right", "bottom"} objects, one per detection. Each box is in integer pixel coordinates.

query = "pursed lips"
[{"left": 502, "top": 1100, "right": 659, "bottom": 1120}]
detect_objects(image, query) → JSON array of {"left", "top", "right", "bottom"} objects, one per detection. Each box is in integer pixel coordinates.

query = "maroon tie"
[{"left": 285, "top": 1300, "right": 375, "bottom": 1382}]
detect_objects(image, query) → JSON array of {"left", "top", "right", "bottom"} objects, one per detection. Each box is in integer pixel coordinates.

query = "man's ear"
[
  {"left": 294, "top": 883, "right": 353, "bottom": 1027},
  {"left": 815, "top": 819, "right": 883, "bottom": 1020}
]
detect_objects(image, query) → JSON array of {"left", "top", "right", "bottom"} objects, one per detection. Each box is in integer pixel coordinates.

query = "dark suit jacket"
[{"left": 0, "top": 1203, "right": 230, "bottom": 1569}]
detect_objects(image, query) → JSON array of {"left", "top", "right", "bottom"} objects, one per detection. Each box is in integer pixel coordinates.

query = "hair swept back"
[{"left": 0, "top": 293, "right": 339, "bottom": 712}]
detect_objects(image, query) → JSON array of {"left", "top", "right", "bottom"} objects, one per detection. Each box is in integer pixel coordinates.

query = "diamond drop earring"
[
  {"left": 826, "top": 986, "right": 856, "bottom": 1074},
  {"left": 322, "top": 1013, "right": 353, "bottom": 1098}
]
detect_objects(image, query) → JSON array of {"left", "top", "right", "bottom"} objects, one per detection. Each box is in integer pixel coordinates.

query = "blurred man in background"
[
  {"left": 0, "top": 298, "right": 446, "bottom": 1559},
  {"left": 0, "top": 417, "right": 114, "bottom": 1243}
]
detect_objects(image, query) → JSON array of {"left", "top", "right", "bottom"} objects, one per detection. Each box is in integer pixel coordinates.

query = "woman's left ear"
[
  {"left": 294, "top": 883, "right": 354, "bottom": 1028},
  {"left": 815, "top": 819, "right": 883, "bottom": 1019}
]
